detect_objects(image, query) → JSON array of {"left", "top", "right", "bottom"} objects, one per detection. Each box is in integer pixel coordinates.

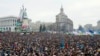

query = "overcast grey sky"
[{"left": 0, "top": 0, "right": 100, "bottom": 29}]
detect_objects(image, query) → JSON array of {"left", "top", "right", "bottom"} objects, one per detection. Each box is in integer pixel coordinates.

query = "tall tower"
[{"left": 56, "top": 6, "right": 73, "bottom": 33}]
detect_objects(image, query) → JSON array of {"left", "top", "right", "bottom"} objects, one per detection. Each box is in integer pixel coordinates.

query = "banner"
[{"left": 22, "top": 19, "right": 29, "bottom": 29}]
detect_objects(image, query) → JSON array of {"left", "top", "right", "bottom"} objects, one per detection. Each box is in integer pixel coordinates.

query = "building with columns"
[
  {"left": 56, "top": 6, "right": 73, "bottom": 32},
  {"left": 0, "top": 16, "right": 18, "bottom": 32},
  {"left": 0, "top": 6, "right": 32, "bottom": 32},
  {"left": 33, "top": 6, "right": 74, "bottom": 32}
]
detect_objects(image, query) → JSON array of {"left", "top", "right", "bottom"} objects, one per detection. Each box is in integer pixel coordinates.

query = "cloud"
[{"left": 0, "top": 0, "right": 100, "bottom": 29}]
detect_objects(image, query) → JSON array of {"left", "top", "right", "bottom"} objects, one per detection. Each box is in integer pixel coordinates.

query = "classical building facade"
[
  {"left": 56, "top": 6, "right": 73, "bottom": 32},
  {"left": 0, "top": 16, "right": 18, "bottom": 32},
  {"left": 0, "top": 6, "right": 32, "bottom": 32}
]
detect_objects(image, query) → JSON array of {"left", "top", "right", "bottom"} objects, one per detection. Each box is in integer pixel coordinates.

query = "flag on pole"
[
  {"left": 89, "top": 30, "right": 94, "bottom": 34},
  {"left": 88, "top": 29, "right": 94, "bottom": 36}
]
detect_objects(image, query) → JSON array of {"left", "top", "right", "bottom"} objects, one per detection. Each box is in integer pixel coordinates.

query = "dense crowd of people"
[{"left": 0, "top": 32, "right": 100, "bottom": 56}]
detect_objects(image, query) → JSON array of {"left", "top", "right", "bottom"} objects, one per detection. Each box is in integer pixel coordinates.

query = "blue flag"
[
  {"left": 79, "top": 44, "right": 84, "bottom": 49},
  {"left": 60, "top": 39, "right": 65, "bottom": 49},
  {"left": 89, "top": 30, "right": 94, "bottom": 34},
  {"left": 88, "top": 29, "right": 94, "bottom": 36},
  {"left": 76, "top": 43, "right": 80, "bottom": 47}
]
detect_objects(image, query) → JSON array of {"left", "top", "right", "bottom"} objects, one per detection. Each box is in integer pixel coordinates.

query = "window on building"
[
  {"left": 13, "top": 24, "right": 15, "bottom": 26},
  {"left": 6, "top": 27, "right": 8, "bottom": 31},
  {"left": 3, "top": 28, "right": 5, "bottom": 31},
  {"left": 9, "top": 27, "right": 11, "bottom": 31},
  {"left": 0, "top": 28, "right": 2, "bottom": 31}
]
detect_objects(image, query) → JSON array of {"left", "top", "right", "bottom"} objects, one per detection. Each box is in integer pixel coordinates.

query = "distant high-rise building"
[
  {"left": 96, "top": 20, "right": 100, "bottom": 31},
  {"left": 84, "top": 20, "right": 100, "bottom": 31},
  {"left": 56, "top": 6, "right": 73, "bottom": 32},
  {"left": 97, "top": 20, "right": 100, "bottom": 27},
  {"left": 84, "top": 24, "right": 93, "bottom": 31}
]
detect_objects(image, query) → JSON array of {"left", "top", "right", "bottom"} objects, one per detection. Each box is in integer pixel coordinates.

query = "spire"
[{"left": 60, "top": 5, "right": 64, "bottom": 13}]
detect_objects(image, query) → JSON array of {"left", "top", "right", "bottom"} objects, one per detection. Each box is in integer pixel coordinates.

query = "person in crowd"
[{"left": 0, "top": 32, "right": 100, "bottom": 56}]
